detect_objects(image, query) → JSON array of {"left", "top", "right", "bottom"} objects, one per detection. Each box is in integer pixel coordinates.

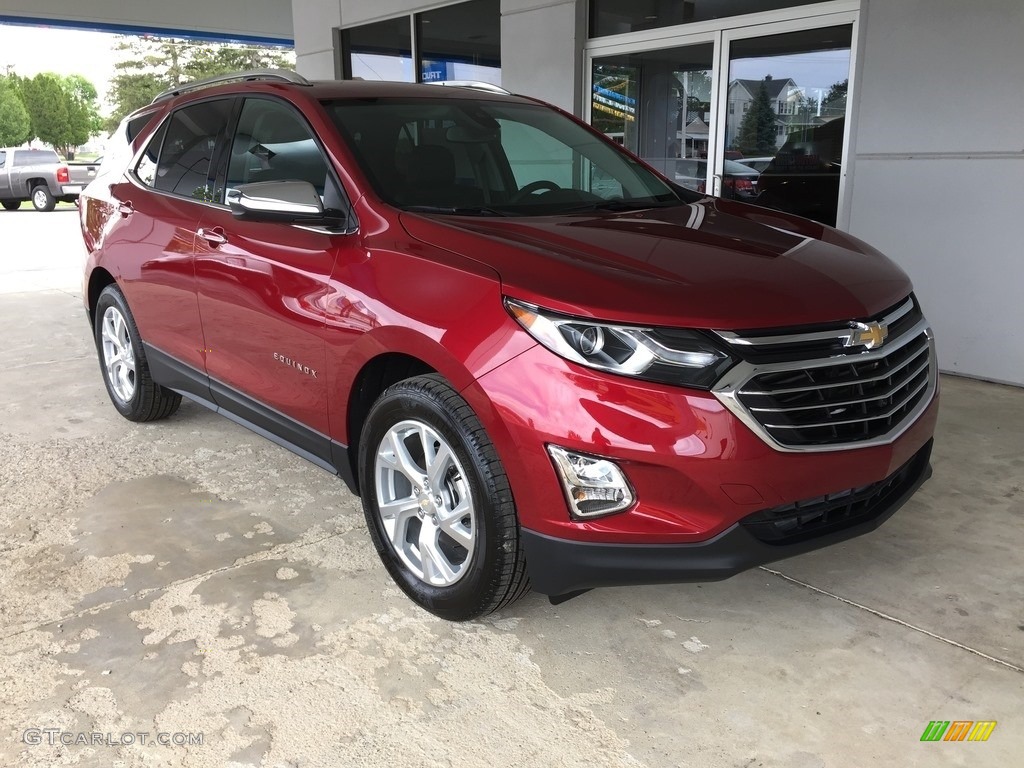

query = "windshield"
[{"left": 321, "top": 98, "right": 683, "bottom": 215}]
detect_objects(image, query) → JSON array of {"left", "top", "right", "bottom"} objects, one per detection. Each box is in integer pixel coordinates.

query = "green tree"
[
  {"left": 58, "top": 74, "right": 104, "bottom": 133},
  {"left": 184, "top": 42, "right": 293, "bottom": 79},
  {"left": 821, "top": 78, "right": 848, "bottom": 118},
  {"left": 50, "top": 74, "right": 102, "bottom": 157},
  {"left": 20, "top": 73, "right": 71, "bottom": 148},
  {"left": 735, "top": 78, "right": 777, "bottom": 156},
  {"left": 0, "top": 77, "right": 32, "bottom": 147},
  {"left": 106, "top": 36, "right": 294, "bottom": 130}
]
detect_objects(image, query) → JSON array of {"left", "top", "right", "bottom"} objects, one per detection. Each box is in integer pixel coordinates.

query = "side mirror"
[{"left": 227, "top": 180, "right": 326, "bottom": 222}]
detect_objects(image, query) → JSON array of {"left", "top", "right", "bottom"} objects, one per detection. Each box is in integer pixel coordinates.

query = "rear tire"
[
  {"left": 94, "top": 285, "right": 181, "bottom": 422},
  {"left": 31, "top": 186, "right": 56, "bottom": 212},
  {"left": 359, "top": 374, "right": 529, "bottom": 620},
  {"left": 1, "top": 200, "right": 20, "bottom": 211}
]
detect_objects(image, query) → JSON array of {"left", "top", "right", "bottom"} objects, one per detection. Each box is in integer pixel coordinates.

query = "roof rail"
[
  {"left": 151, "top": 69, "right": 311, "bottom": 104},
  {"left": 426, "top": 80, "right": 511, "bottom": 95}
]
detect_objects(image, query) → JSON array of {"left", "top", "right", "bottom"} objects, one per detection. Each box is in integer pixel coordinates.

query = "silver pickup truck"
[{"left": 0, "top": 147, "right": 89, "bottom": 212}]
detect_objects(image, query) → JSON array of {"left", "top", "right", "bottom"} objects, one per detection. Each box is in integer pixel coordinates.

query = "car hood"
[{"left": 398, "top": 198, "right": 913, "bottom": 329}]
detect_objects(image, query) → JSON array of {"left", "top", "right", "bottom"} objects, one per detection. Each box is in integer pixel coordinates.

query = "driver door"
[{"left": 194, "top": 96, "right": 351, "bottom": 452}]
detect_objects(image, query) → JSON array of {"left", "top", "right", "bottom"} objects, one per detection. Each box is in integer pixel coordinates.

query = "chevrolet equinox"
[{"left": 80, "top": 71, "right": 938, "bottom": 620}]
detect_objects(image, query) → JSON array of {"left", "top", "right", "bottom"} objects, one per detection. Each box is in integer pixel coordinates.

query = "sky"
[
  {"left": 731, "top": 49, "right": 850, "bottom": 95},
  {"left": 0, "top": 23, "right": 122, "bottom": 114}
]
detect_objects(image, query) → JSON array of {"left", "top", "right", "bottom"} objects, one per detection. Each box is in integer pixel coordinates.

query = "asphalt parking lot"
[{"left": 1, "top": 207, "right": 1022, "bottom": 767}]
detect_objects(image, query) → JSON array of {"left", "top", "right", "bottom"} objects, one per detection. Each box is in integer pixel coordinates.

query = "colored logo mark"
[{"left": 920, "top": 721, "right": 997, "bottom": 742}]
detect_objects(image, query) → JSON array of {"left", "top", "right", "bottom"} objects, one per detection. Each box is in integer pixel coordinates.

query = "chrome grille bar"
[
  {"left": 747, "top": 355, "right": 931, "bottom": 413},
  {"left": 716, "top": 297, "right": 915, "bottom": 348},
  {"left": 761, "top": 376, "right": 930, "bottom": 430}
]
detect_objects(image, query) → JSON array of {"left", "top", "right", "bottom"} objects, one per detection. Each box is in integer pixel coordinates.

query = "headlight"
[{"left": 506, "top": 299, "right": 737, "bottom": 389}]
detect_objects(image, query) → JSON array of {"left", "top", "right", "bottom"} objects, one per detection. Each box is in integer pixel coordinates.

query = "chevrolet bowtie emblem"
[{"left": 846, "top": 320, "right": 889, "bottom": 350}]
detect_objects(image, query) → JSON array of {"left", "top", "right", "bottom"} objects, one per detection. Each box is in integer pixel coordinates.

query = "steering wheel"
[{"left": 513, "top": 179, "right": 561, "bottom": 202}]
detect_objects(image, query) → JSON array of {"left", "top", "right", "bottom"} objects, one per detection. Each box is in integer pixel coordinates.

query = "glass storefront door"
[
  {"left": 722, "top": 25, "right": 852, "bottom": 225},
  {"left": 588, "top": 11, "right": 855, "bottom": 227},
  {"left": 591, "top": 44, "right": 715, "bottom": 187}
]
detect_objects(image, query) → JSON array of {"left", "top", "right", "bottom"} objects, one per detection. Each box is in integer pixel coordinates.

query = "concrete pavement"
[{"left": 1, "top": 207, "right": 1021, "bottom": 767}]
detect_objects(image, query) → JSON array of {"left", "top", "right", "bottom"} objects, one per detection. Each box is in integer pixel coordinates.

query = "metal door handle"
[
  {"left": 197, "top": 227, "right": 227, "bottom": 246},
  {"left": 118, "top": 202, "right": 134, "bottom": 217}
]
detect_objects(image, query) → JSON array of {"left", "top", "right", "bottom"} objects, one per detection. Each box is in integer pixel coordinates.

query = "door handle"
[
  {"left": 118, "top": 201, "right": 134, "bottom": 217},
  {"left": 197, "top": 227, "right": 227, "bottom": 246}
]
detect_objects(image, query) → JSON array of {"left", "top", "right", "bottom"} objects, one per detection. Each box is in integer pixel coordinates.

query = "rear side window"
[
  {"left": 149, "top": 99, "right": 233, "bottom": 201},
  {"left": 0, "top": 151, "right": 6, "bottom": 168}
]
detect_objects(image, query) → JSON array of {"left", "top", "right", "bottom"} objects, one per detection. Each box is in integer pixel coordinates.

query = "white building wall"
[
  {"left": 499, "top": 0, "right": 585, "bottom": 114},
  {"left": 293, "top": 0, "right": 342, "bottom": 77},
  {"left": 845, "top": 0, "right": 1024, "bottom": 385},
  {"left": 2, "top": 0, "right": 292, "bottom": 42}
]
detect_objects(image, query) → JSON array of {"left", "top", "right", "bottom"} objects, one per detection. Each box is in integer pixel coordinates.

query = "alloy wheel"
[
  {"left": 101, "top": 306, "right": 136, "bottom": 402},
  {"left": 374, "top": 419, "right": 476, "bottom": 586}
]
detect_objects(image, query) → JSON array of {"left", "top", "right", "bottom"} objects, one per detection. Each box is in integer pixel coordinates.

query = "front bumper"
[
  {"left": 468, "top": 343, "right": 939, "bottom": 545},
  {"left": 523, "top": 439, "right": 933, "bottom": 596}
]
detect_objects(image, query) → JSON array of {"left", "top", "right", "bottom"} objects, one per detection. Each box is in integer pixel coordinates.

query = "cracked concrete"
[{"left": 1, "top": 209, "right": 1022, "bottom": 767}]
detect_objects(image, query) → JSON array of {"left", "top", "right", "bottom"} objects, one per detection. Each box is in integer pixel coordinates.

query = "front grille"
[
  {"left": 738, "top": 331, "right": 931, "bottom": 447},
  {"left": 741, "top": 439, "right": 932, "bottom": 545},
  {"left": 713, "top": 296, "right": 937, "bottom": 450}
]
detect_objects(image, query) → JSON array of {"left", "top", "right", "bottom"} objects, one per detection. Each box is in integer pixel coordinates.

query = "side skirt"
[{"left": 145, "top": 344, "right": 358, "bottom": 494}]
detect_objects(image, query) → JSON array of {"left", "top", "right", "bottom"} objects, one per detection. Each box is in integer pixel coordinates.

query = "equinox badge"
[{"left": 273, "top": 352, "right": 318, "bottom": 378}]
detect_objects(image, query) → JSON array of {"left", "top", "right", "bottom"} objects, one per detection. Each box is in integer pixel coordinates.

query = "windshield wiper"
[{"left": 402, "top": 205, "right": 516, "bottom": 217}]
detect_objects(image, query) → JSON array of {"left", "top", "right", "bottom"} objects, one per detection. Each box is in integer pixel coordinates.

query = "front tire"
[
  {"left": 31, "top": 185, "right": 56, "bottom": 212},
  {"left": 359, "top": 374, "right": 529, "bottom": 620},
  {"left": 94, "top": 285, "right": 181, "bottom": 422}
]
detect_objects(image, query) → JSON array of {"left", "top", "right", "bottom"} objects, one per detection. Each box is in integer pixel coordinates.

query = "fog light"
[{"left": 547, "top": 446, "right": 634, "bottom": 519}]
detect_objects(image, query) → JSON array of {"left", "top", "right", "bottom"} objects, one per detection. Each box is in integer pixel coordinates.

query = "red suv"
[{"left": 80, "top": 71, "right": 938, "bottom": 620}]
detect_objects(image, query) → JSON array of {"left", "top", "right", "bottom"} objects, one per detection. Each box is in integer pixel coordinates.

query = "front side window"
[
  {"left": 322, "top": 98, "right": 680, "bottom": 214},
  {"left": 149, "top": 99, "right": 233, "bottom": 201},
  {"left": 226, "top": 98, "right": 344, "bottom": 210}
]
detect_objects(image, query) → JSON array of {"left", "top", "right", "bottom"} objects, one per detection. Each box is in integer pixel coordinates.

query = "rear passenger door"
[
  {"left": 106, "top": 97, "right": 234, "bottom": 380},
  {"left": 194, "top": 96, "right": 352, "bottom": 451}
]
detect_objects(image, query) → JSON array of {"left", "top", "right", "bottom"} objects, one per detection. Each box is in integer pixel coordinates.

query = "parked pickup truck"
[{"left": 0, "top": 147, "right": 86, "bottom": 211}]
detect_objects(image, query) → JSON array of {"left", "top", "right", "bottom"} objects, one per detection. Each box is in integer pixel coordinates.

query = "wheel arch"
[
  {"left": 345, "top": 352, "right": 437, "bottom": 493},
  {"left": 87, "top": 268, "right": 117, "bottom": 326}
]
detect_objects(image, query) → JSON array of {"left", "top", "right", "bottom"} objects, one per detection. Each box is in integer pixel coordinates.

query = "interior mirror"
[{"left": 227, "top": 180, "right": 325, "bottom": 222}]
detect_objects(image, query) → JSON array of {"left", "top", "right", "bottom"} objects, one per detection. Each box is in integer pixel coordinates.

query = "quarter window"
[{"left": 135, "top": 121, "right": 167, "bottom": 188}]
